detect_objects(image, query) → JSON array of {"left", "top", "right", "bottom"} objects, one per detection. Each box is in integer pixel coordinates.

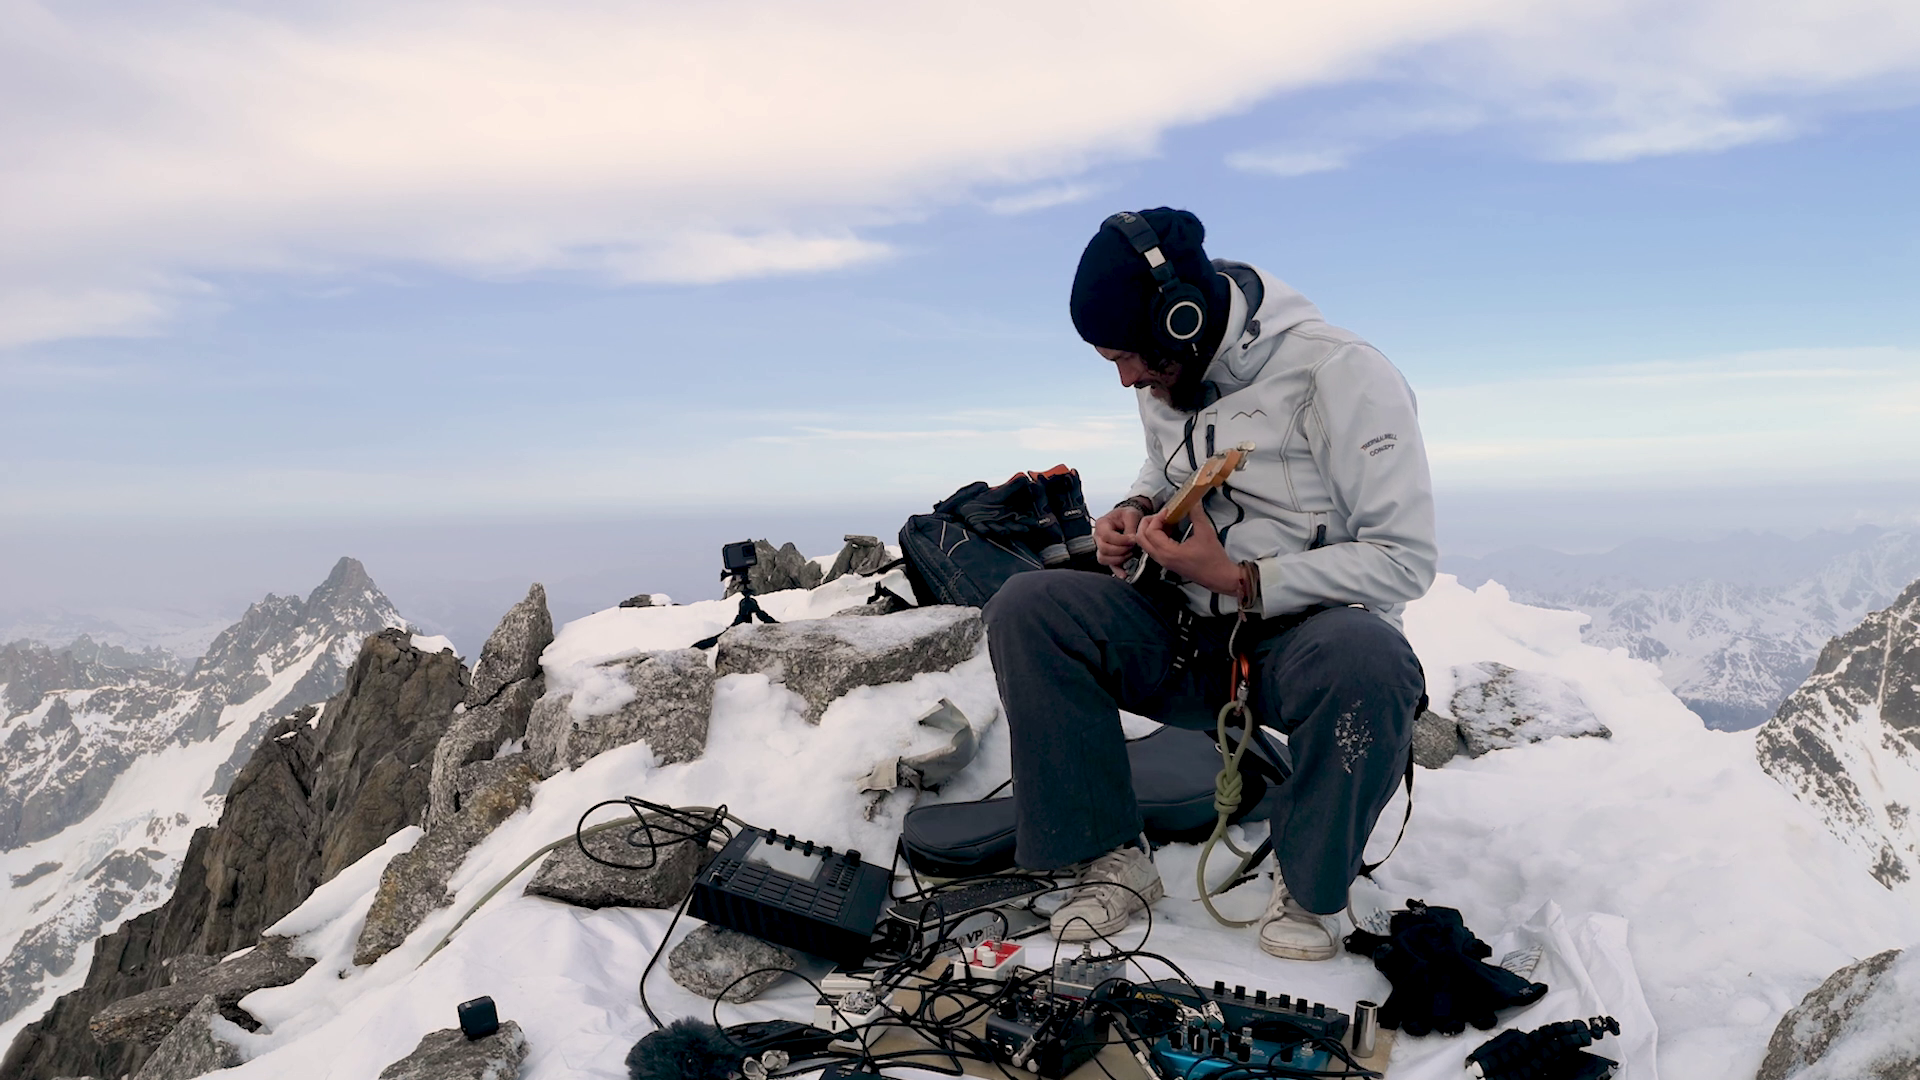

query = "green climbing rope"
[{"left": 1194, "top": 697, "right": 1270, "bottom": 928}]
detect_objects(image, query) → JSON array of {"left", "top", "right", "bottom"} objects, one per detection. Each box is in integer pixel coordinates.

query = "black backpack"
[{"left": 898, "top": 473, "right": 1088, "bottom": 607}]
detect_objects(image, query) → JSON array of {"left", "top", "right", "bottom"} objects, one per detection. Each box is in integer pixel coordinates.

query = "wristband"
[
  {"left": 1239, "top": 560, "right": 1263, "bottom": 613},
  {"left": 1118, "top": 495, "right": 1158, "bottom": 515}
]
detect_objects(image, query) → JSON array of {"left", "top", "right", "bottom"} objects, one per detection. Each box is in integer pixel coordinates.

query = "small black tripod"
[{"left": 692, "top": 547, "right": 779, "bottom": 649}]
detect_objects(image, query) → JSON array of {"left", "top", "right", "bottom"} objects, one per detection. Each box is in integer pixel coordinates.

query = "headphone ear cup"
[{"left": 1151, "top": 279, "right": 1208, "bottom": 359}]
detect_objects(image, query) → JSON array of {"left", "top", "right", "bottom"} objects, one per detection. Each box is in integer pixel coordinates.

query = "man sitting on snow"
[{"left": 985, "top": 208, "right": 1435, "bottom": 960}]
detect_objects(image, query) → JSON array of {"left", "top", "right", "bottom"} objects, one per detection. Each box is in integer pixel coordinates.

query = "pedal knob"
[
  {"left": 846, "top": 850, "right": 861, "bottom": 864},
  {"left": 1255, "top": 989, "right": 1268, "bottom": 1004},
  {"left": 1234, "top": 985, "right": 1246, "bottom": 999},
  {"left": 1212, "top": 980, "right": 1226, "bottom": 996}
]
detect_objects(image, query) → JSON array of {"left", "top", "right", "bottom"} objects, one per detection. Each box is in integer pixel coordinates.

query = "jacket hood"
[{"left": 1197, "top": 265, "right": 1326, "bottom": 398}]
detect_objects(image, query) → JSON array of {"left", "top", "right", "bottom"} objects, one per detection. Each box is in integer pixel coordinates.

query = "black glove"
[{"left": 1343, "top": 899, "right": 1548, "bottom": 1037}]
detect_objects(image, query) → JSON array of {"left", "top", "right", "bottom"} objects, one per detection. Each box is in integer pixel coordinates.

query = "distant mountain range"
[
  {"left": 0, "top": 558, "right": 407, "bottom": 1045},
  {"left": 1444, "top": 527, "right": 1920, "bottom": 729}
]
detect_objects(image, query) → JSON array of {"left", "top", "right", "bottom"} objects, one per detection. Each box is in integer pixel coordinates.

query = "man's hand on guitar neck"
[{"left": 1137, "top": 508, "right": 1244, "bottom": 597}]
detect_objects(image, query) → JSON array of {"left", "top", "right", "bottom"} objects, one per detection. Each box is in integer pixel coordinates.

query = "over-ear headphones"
[{"left": 1102, "top": 210, "right": 1208, "bottom": 365}]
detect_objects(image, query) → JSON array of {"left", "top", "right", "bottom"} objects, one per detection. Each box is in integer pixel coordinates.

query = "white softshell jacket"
[{"left": 1124, "top": 261, "right": 1438, "bottom": 627}]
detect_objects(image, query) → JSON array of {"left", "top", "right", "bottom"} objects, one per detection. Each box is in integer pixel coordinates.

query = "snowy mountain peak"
[
  {"left": 1758, "top": 576, "right": 1920, "bottom": 888},
  {"left": 0, "top": 558, "right": 409, "bottom": 1046},
  {"left": 187, "top": 556, "right": 402, "bottom": 697}
]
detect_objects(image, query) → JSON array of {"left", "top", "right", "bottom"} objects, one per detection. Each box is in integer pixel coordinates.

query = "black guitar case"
[{"left": 898, "top": 725, "right": 1290, "bottom": 878}]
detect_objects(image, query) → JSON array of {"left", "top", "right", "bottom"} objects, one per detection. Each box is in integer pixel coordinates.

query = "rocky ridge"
[
  {"left": 1, "top": 624, "right": 467, "bottom": 1080},
  {"left": 4, "top": 551, "right": 976, "bottom": 1079},
  {"left": 0, "top": 558, "right": 406, "bottom": 1044},
  {"left": 1757, "top": 577, "right": 1920, "bottom": 889}
]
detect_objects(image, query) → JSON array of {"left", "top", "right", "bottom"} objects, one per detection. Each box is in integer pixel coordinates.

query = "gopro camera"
[
  {"left": 722, "top": 540, "right": 759, "bottom": 574},
  {"left": 457, "top": 995, "right": 500, "bottom": 1040}
]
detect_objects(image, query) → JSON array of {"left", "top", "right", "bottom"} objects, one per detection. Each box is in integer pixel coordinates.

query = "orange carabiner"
[{"left": 1229, "top": 653, "right": 1252, "bottom": 704}]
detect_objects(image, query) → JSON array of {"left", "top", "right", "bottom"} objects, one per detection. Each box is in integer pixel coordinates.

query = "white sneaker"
[
  {"left": 1050, "top": 844, "right": 1164, "bottom": 941},
  {"left": 1257, "top": 875, "right": 1337, "bottom": 961}
]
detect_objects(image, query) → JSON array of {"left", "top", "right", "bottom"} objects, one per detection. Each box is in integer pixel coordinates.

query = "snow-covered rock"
[
  {"left": 1756, "top": 948, "right": 1918, "bottom": 1080},
  {"left": 377, "top": 1020, "right": 527, "bottom": 1080},
  {"left": 1449, "top": 661, "right": 1610, "bottom": 757},
  {"left": 127, "top": 994, "right": 245, "bottom": 1080},
  {"left": 713, "top": 605, "right": 983, "bottom": 723},
  {"left": 355, "top": 759, "right": 540, "bottom": 966},
  {"left": 88, "top": 936, "right": 310, "bottom": 1048},
  {"left": 526, "top": 649, "right": 712, "bottom": 774},
  {"left": 1757, "top": 577, "right": 1920, "bottom": 889}
]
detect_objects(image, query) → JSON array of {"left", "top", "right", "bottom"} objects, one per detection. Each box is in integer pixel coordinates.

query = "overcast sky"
[{"left": 5, "top": 1, "right": 1920, "bottom": 632}]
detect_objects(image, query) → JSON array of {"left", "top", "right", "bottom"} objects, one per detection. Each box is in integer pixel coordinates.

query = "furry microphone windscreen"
[{"left": 626, "top": 1018, "right": 741, "bottom": 1080}]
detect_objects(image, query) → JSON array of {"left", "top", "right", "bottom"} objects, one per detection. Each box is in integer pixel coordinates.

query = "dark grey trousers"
[{"left": 984, "top": 570, "right": 1425, "bottom": 915}]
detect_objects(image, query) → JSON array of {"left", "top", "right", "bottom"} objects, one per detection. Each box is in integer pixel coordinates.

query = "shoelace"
[
  {"left": 1066, "top": 851, "right": 1140, "bottom": 912},
  {"left": 1263, "top": 880, "right": 1313, "bottom": 924}
]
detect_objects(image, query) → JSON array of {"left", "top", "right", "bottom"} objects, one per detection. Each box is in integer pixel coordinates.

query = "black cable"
[
  {"left": 575, "top": 797, "right": 730, "bottom": 871},
  {"left": 637, "top": 887, "right": 696, "bottom": 1030}
]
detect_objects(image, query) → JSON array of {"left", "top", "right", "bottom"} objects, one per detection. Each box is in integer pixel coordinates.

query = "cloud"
[
  {"left": 1420, "top": 347, "right": 1920, "bottom": 487},
  {"left": 985, "top": 184, "right": 1101, "bottom": 215},
  {"left": 603, "top": 231, "right": 892, "bottom": 285},
  {"left": 0, "top": 407, "right": 1145, "bottom": 519},
  {"left": 1225, "top": 147, "right": 1354, "bottom": 178},
  {"left": 0, "top": 284, "right": 176, "bottom": 350},
  {"left": 3, "top": 0, "right": 1919, "bottom": 347}
]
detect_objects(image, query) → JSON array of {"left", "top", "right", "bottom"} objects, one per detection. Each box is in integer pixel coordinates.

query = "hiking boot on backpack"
[
  {"left": 1050, "top": 842, "right": 1164, "bottom": 941},
  {"left": 1033, "top": 465, "right": 1096, "bottom": 565}
]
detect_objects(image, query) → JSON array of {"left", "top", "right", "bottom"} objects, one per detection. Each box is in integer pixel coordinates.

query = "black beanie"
[{"left": 1069, "top": 207, "right": 1230, "bottom": 365}]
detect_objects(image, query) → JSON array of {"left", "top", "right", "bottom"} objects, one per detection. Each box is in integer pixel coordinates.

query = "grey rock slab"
[
  {"left": 467, "top": 584, "right": 553, "bottom": 708},
  {"left": 1757, "top": 948, "right": 1912, "bottom": 1080},
  {"left": 353, "top": 759, "right": 540, "bottom": 966},
  {"left": 1409, "top": 709, "right": 1465, "bottom": 769},
  {"left": 667, "top": 925, "right": 797, "bottom": 1003},
  {"left": 525, "top": 649, "right": 713, "bottom": 775},
  {"left": 526, "top": 819, "right": 706, "bottom": 909},
  {"left": 1449, "top": 662, "right": 1611, "bottom": 758},
  {"left": 715, "top": 606, "right": 983, "bottom": 723},
  {"left": 429, "top": 676, "right": 542, "bottom": 827},
  {"left": 89, "top": 936, "right": 312, "bottom": 1048},
  {"left": 127, "top": 995, "right": 244, "bottom": 1080},
  {"left": 823, "top": 535, "right": 890, "bottom": 583},
  {"left": 378, "top": 1020, "right": 527, "bottom": 1080}
]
